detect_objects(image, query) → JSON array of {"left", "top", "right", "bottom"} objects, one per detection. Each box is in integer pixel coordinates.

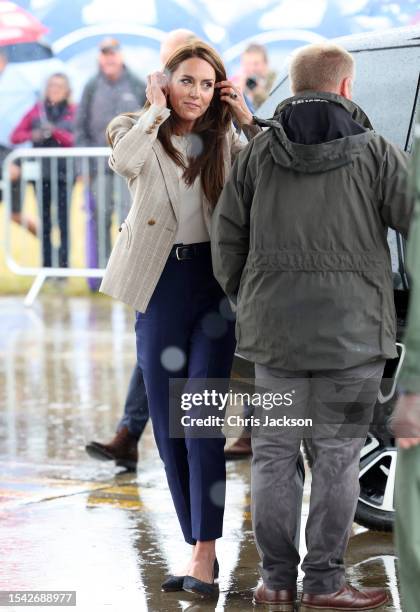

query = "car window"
[
  {"left": 351, "top": 47, "right": 420, "bottom": 149},
  {"left": 259, "top": 46, "right": 420, "bottom": 150},
  {"left": 257, "top": 70, "right": 291, "bottom": 119},
  {"left": 352, "top": 48, "right": 420, "bottom": 289}
]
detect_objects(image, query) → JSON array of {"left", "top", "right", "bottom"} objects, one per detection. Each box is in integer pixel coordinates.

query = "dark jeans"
[
  {"left": 0, "top": 146, "right": 22, "bottom": 214},
  {"left": 41, "top": 179, "right": 68, "bottom": 268},
  {"left": 135, "top": 244, "right": 236, "bottom": 543},
  {"left": 117, "top": 365, "right": 149, "bottom": 439}
]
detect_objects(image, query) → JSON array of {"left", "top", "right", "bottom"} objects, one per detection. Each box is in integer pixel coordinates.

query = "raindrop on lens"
[
  {"left": 209, "top": 480, "right": 225, "bottom": 508},
  {"left": 186, "top": 133, "right": 204, "bottom": 158},
  {"left": 160, "top": 346, "right": 186, "bottom": 372}
]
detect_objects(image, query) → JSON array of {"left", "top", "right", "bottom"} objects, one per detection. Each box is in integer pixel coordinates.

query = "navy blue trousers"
[
  {"left": 135, "top": 245, "right": 236, "bottom": 544},
  {"left": 117, "top": 364, "right": 149, "bottom": 439}
]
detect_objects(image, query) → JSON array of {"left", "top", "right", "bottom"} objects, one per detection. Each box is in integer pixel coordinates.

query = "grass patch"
[{"left": 1, "top": 179, "right": 113, "bottom": 297}]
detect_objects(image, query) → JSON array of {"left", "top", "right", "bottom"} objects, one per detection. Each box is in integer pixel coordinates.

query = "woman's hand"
[
  {"left": 215, "top": 80, "right": 253, "bottom": 127},
  {"left": 146, "top": 71, "right": 169, "bottom": 107},
  {"left": 31, "top": 125, "right": 52, "bottom": 143}
]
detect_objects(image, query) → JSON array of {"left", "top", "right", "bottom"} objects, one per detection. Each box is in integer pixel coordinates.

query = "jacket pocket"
[{"left": 121, "top": 219, "right": 132, "bottom": 250}]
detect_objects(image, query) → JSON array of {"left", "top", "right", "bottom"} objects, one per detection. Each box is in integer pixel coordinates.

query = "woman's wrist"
[
  {"left": 238, "top": 111, "right": 254, "bottom": 127},
  {"left": 150, "top": 101, "right": 168, "bottom": 111},
  {"left": 152, "top": 98, "right": 167, "bottom": 108}
]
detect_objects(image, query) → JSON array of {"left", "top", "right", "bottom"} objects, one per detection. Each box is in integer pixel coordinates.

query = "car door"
[{"left": 351, "top": 44, "right": 420, "bottom": 290}]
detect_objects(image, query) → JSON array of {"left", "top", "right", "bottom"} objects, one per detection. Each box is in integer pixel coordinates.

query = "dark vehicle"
[{"left": 232, "top": 25, "right": 420, "bottom": 532}]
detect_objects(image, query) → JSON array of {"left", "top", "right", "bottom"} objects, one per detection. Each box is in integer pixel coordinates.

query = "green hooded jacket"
[
  {"left": 212, "top": 91, "right": 413, "bottom": 370},
  {"left": 398, "top": 122, "right": 420, "bottom": 392}
]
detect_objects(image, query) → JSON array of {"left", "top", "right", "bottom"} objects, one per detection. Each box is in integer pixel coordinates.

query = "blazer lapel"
[{"left": 152, "top": 140, "right": 180, "bottom": 222}]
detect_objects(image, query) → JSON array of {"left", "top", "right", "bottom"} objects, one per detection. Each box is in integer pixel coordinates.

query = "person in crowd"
[
  {"left": 10, "top": 73, "right": 76, "bottom": 267},
  {"left": 75, "top": 37, "right": 146, "bottom": 272},
  {"left": 0, "top": 49, "right": 37, "bottom": 235},
  {"left": 233, "top": 43, "right": 276, "bottom": 109},
  {"left": 100, "top": 40, "right": 259, "bottom": 598},
  {"left": 392, "top": 121, "right": 420, "bottom": 612},
  {"left": 85, "top": 29, "right": 197, "bottom": 471},
  {"left": 212, "top": 42, "right": 412, "bottom": 610}
]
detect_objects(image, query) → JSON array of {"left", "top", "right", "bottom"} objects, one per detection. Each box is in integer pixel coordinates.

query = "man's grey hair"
[{"left": 289, "top": 43, "right": 354, "bottom": 94}]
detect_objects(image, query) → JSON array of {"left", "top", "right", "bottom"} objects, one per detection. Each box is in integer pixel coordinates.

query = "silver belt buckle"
[{"left": 175, "top": 246, "right": 191, "bottom": 260}]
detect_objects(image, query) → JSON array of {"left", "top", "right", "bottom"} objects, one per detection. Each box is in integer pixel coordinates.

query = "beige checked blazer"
[{"left": 100, "top": 103, "right": 254, "bottom": 313}]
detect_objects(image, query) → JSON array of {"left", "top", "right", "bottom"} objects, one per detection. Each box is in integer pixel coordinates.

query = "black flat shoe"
[
  {"left": 161, "top": 575, "right": 185, "bottom": 592},
  {"left": 182, "top": 558, "right": 219, "bottom": 598}
]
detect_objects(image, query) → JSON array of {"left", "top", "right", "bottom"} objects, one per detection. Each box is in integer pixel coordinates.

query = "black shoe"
[
  {"left": 163, "top": 559, "right": 219, "bottom": 593},
  {"left": 161, "top": 575, "right": 185, "bottom": 592},
  {"left": 182, "top": 559, "right": 219, "bottom": 598}
]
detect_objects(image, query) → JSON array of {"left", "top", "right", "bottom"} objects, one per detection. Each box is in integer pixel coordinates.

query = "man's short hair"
[
  {"left": 289, "top": 43, "right": 354, "bottom": 94},
  {"left": 243, "top": 43, "right": 268, "bottom": 64}
]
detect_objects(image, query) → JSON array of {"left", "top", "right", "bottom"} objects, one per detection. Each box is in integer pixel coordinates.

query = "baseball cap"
[{"left": 99, "top": 37, "right": 121, "bottom": 53}]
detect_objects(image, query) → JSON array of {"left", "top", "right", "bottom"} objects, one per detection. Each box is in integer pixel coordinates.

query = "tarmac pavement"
[{"left": 0, "top": 296, "right": 401, "bottom": 611}]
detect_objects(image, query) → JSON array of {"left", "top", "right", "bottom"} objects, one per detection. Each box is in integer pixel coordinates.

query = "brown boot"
[
  {"left": 253, "top": 582, "right": 296, "bottom": 610},
  {"left": 224, "top": 433, "right": 252, "bottom": 460},
  {"left": 85, "top": 427, "right": 139, "bottom": 471},
  {"left": 301, "top": 583, "right": 389, "bottom": 610}
]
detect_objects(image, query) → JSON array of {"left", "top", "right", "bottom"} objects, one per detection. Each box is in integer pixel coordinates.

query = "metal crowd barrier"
[{"left": 2, "top": 147, "right": 130, "bottom": 306}]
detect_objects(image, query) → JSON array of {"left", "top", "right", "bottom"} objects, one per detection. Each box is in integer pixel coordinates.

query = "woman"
[
  {"left": 100, "top": 42, "right": 258, "bottom": 597},
  {"left": 11, "top": 73, "right": 75, "bottom": 268}
]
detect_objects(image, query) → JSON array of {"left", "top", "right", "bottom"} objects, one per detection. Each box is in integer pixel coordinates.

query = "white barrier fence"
[{"left": 2, "top": 147, "right": 130, "bottom": 306}]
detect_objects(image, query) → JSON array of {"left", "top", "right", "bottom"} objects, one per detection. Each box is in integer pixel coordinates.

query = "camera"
[{"left": 245, "top": 76, "right": 259, "bottom": 90}]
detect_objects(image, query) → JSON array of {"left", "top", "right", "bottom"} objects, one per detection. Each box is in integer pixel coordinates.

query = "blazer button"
[
  {"left": 118, "top": 226, "right": 122, "bottom": 232},
  {"left": 148, "top": 219, "right": 156, "bottom": 226},
  {"left": 156, "top": 115, "right": 163, "bottom": 121}
]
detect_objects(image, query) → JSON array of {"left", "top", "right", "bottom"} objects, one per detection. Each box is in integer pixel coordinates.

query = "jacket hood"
[{"left": 255, "top": 91, "right": 375, "bottom": 173}]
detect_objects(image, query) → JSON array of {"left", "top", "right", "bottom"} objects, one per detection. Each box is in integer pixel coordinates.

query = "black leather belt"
[{"left": 169, "top": 242, "right": 211, "bottom": 261}]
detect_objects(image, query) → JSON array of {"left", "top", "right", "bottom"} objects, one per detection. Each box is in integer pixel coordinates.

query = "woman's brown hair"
[{"left": 120, "top": 41, "right": 232, "bottom": 208}]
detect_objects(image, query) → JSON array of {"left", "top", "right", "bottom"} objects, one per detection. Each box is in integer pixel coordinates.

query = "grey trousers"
[{"left": 251, "top": 359, "right": 385, "bottom": 594}]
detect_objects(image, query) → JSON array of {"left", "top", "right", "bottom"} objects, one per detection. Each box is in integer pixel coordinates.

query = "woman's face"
[
  {"left": 168, "top": 57, "right": 216, "bottom": 128},
  {"left": 46, "top": 77, "right": 69, "bottom": 104}
]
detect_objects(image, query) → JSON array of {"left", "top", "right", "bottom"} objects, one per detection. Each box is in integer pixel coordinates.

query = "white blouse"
[{"left": 171, "top": 134, "right": 210, "bottom": 245}]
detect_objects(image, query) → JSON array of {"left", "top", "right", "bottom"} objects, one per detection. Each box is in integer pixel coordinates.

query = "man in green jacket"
[
  {"left": 212, "top": 42, "right": 413, "bottom": 610},
  {"left": 392, "top": 122, "right": 420, "bottom": 612}
]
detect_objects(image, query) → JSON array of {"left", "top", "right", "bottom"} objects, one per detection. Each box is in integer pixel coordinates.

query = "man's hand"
[
  {"left": 391, "top": 393, "right": 420, "bottom": 449},
  {"left": 398, "top": 436, "right": 420, "bottom": 449}
]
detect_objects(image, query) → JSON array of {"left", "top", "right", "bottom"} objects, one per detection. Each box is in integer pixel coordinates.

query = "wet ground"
[{"left": 0, "top": 295, "right": 401, "bottom": 611}]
